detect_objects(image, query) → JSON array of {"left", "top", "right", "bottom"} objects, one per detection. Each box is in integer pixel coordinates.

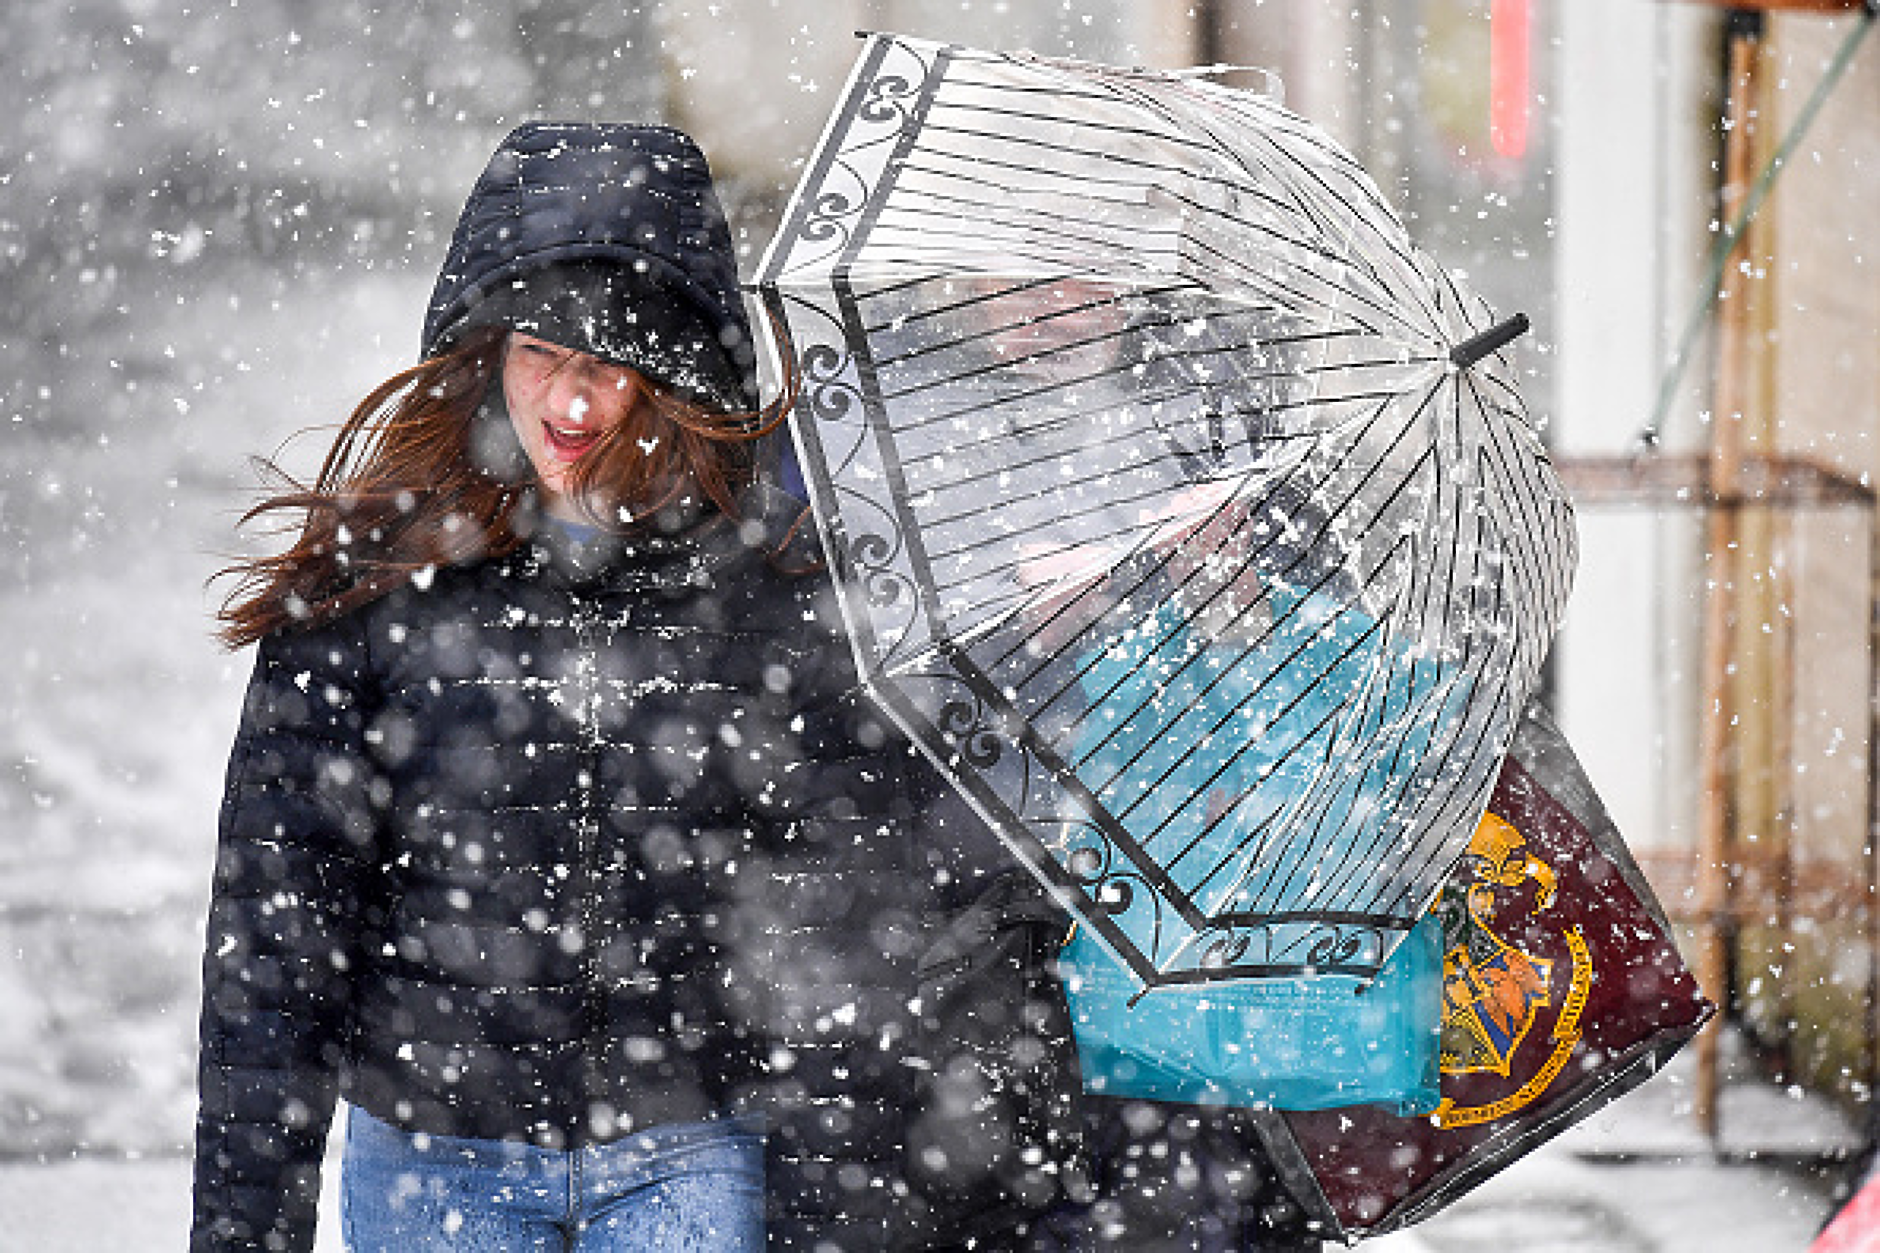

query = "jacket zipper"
[{"left": 569, "top": 588, "right": 609, "bottom": 1118}]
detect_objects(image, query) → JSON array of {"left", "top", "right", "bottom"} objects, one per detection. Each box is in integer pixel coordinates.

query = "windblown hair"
[{"left": 215, "top": 326, "right": 791, "bottom": 648}]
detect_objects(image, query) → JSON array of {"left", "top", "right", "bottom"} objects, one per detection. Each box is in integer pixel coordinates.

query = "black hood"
[{"left": 422, "top": 122, "right": 759, "bottom": 415}]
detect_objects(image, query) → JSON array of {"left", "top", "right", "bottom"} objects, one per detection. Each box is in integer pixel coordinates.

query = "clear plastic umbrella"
[{"left": 753, "top": 33, "right": 1576, "bottom": 989}]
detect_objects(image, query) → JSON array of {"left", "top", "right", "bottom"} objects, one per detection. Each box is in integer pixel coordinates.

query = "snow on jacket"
[{"left": 189, "top": 489, "right": 947, "bottom": 1251}]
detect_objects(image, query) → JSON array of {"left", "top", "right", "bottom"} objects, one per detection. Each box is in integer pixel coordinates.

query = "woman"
[{"left": 190, "top": 121, "right": 955, "bottom": 1252}]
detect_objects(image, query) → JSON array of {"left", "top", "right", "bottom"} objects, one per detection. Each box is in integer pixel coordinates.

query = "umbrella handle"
[{"left": 1450, "top": 313, "right": 1531, "bottom": 370}]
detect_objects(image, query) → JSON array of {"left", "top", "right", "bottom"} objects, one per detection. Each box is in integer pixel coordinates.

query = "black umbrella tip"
[{"left": 1450, "top": 313, "right": 1531, "bottom": 370}]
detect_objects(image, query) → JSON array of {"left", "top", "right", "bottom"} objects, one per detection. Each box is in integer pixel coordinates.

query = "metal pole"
[
  {"left": 1867, "top": 512, "right": 1879, "bottom": 1159},
  {"left": 1692, "top": 8, "right": 1764, "bottom": 1143}
]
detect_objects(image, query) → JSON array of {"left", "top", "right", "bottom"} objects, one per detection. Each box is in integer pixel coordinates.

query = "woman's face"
[{"left": 501, "top": 333, "right": 652, "bottom": 520}]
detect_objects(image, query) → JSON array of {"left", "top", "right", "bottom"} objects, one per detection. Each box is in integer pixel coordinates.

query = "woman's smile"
[
  {"left": 502, "top": 332, "right": 649, "bottom": 517},
  {"left": 540, "top": 399, "right": 605, "bottom": 461}
]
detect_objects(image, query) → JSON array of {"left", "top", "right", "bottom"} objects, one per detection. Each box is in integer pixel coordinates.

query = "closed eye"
[{"left": 511, "top": 333, "right": 569, "bottom": 364}]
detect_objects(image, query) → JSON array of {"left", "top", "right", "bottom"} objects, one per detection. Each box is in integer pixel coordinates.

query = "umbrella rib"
[
  {"left": 920, "top": 376, "right": 1425, "bottom": 586},
  {"left": 1244, "top": 132, "right": 1432, "bottom": 319},
  {"left": 899, "top": 136, "right": 1197, "bottom": 199},
  {"left": 1077, "top": 576, "right": 1302, "bottom": 818},
  {"left": 864, "top": 104, "right": 1444, "bottom": 347},
  {"left": 1072, "top": 478, "right": 1365, "bottom": 785},
  {"left": 894, "top": 150, "right": 1301, "bottom": 255},
  {"left": 1428, "top": 259, "right": 1496, "bottom": 360},
  {"left": 1116, "top": 521, "right": 1402, "bottom": 840},
  {"left": 930, "top": 638, "right": 1218, "bottom": 944},
  {"left": 1029, "top": 473, "right": 1296, "bottom": 722},
  {"left": 888, "top": 209, "right": 1416, "bottom": 352},
  {"left": 1173, "top": 562, "right": 1414, "bottom": 919},
  {"left": 1006, "top": 389, "right": 1431, "bottom": 731},
  {"left": 879, "top": 159, "right": 1428, "bottom": 342},
  {"left": 932, "top": 68, "right": 1338, "bottom": 223},
  {"left": 879, "top": 316, "right": 1338, "bottom": 422},
  {"left": 1007, "top": 523, "right": 1270, "bottom": 722},
  {"left": 873, "top": 320, "right": 1167, "bottom": 413},
  {"left": 890, "top": 347, "right": 1422, "bottom": 440},
  {"left": 1290, "top": 608, "right": 1437, "bottom": 907},
  {"left": 858, "top": 272, "right": 1062, "bottom": 332},
  {"left": 1098, "top": 70, "right": 1376, "bottom": 249},
  {"left": 1302, "top": 439, "right": 1514, "bottom": 914},
  {"left": 1170, "top": 665, "right": 1414, "bottom": 944},
  {"left": 857, "top": 229, "right": 1169, "bottom": 301},
  {"left": 1474, "top": 396, "right": 1552, "bottom": 601},
  {"left": 872, "top": 289, "right": 1181, "bottom": 372},
  {"left": 854, "top": 232, "right": 1144, "bottom": 303},
  {"left": 1171, "top": 566, "right": 1416, "bottom": 898},
  {"left": 859, "top": 274, "right": 1179, "bottom": 339},
  {"left": 868, "top": 196, "right": 1162, "bottom": 274},
  {"left": 987, "top": 521, "right": 1198, "bottom": 720},
  {"left": 1371, "top": 613, "right": 1505, "bottom": 912},
  {"left": 869, "top": 213, "right": 1422, "bottom": 352},
  {"left": 922, "top": 452, "right": 1294, "bottom": 579},
  {"left": 1467, "top": 373, "right": 1574, "bottom": 628},
  {"left": 927, "top": 99, "right": 1253, "bottom": 171},
  {"left": 911, "top": 113, "right": 1256, "bottom": 189},
  {"left": 981, "top": 473, "right": 1283, "bottom": 676},
  {"left": 938, "top": 423, "right": 1403, "bottom": 687},
  {"left": 1238, "top": 677, "right": 1427, "bottom": 921},
  {"left": 972, "top": 471, "right": 1307, "bottom": 686},
  {"left": 908, "top": 415, "right": 1286, "bottom": 534},
  {"left": 1091, "top": 66, "right": 1432, "bottom": 336},
  {"left": 1297, "top": 632, "right": 1454, "bottom": 911},
  {"left": 1142, "top": 576, "right": 1392, "bottom": 881},
  {"left": 898, "top": 373, "right": 1413, "bottom": 451},
  {"left": 888, "top": 327, "right": 1401, "bottom": 505},
  {"left": 1385, "top": 671, "right": 1507, "bottom": 916},
  {"left": 1111, "top": 393, "right": 1449, "bottom": 909},
  {"left": 1163, "top": 224, "right": 1431, "bottom": 344},
  {"left": 877, "top": 332, "right": 1160, "bottom": 413},
  {"left": 893, "top": 130, "right": 1369, "bottom": 271},
  {"left": 1367, "top": 678, "right": 1499, "bottom": 923},
  {"left": 938, "top": 58, "right": 1120, "bottom": 106}
]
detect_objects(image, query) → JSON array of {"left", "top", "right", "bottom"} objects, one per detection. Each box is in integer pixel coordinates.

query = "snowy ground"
[
  {"left": 0, "top": 255, "right": 1863, "bottom": 1250},
  {"left": 0, "top": 1151, "right": 1833, "bottom": 1252}
]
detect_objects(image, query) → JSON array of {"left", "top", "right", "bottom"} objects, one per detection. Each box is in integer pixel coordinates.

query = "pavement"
[
  {"left": 0, "top": 1031, "right": 1859, "bottom": 1252},
  {"left": 1374, "top": 1026, "right": 1859, "bottom": 1253}
]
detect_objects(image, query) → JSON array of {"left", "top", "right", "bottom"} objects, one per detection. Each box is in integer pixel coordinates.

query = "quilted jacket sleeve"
[{"left": 190, "top": 617, "right": 382, "bottom": 1253}]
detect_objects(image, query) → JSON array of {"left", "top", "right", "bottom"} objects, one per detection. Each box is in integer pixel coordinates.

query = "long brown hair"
[{"left": 215, "top": 327, "right": 791, "bottom": 648}]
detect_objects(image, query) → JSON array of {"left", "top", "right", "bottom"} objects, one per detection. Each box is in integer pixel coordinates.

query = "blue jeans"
[{"left": 339, "top": 1105, "right": 765, "bottom": 1252}]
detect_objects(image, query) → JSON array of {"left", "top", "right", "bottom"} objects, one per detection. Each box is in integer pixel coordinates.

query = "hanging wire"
[{"left": 1639, "top": 7, "right": 1876, "bottom": 449}]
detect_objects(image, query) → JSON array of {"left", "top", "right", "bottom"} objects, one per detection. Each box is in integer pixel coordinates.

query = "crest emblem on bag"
[
  {"left": 1272, "top": 717, "right": 1715, "bottom": 1241},
  {"left": 1432, "top": 810, "right": 1593, "bottom": 1127}
]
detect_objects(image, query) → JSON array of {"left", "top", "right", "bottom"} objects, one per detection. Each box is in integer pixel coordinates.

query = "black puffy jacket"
[{"left": 189, "top": 491, "right": 952, "bottom": 1251}]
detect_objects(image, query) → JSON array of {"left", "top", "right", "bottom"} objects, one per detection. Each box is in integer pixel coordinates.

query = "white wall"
[{"left": 1552, "top": 0, "right": 1716, "bottom": 856}]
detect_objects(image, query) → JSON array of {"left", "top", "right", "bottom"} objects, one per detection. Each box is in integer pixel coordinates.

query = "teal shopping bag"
[
  {"left": 1060, "top": 587, "right": 1448, "bottom": 1113},
  {"left": 1058, "top": 913, "right": 1442, "bottom": 1114}
]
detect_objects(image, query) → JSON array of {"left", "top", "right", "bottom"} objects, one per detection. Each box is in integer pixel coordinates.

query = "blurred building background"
[{"left": 2, "top": 0, "right": 1875, "bottom": 1188}]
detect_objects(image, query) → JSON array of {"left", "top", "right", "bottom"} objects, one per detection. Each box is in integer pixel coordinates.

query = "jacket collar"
[{"left": 498, "top": 481, "right": 811, "bottom": 594}]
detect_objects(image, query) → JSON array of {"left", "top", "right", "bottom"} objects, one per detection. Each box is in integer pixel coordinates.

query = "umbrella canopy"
[{"left": 753, "top": 33, "right": 1576, "bottom": 989}]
